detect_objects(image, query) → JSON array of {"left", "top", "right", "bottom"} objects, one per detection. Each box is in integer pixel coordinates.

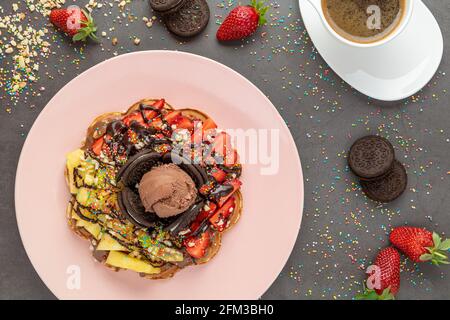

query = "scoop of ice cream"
[{"left": 138, "top": 163, "right": 197, "bottom": 218}]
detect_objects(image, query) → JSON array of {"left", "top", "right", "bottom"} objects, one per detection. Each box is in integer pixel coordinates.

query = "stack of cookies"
[
  {"left": 149, "top": 0, "right": 210, "bottom": 37},
  {"left": 348, "top": 135, "right": 407, "bottom": 203}
]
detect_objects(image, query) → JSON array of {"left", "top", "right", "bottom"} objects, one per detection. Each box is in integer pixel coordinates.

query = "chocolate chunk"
[
  {"left": 348, "top": 135, "right": 395, "bottom": 180},
  {"left": 360, "top": 160, "right": 407, "bottom": 203}
]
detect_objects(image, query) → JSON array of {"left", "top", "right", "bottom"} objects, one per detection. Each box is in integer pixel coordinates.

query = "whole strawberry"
[
  {"left": 356, "top": 247, "right": 400, "bottom": 300},
  {"left": 50, "top": 7, "right": 98, "bottom": 42},
  {"left": 390, "top": 226, "right": 450, "bottom": 265},
  {"left": 216, "top": 0, "right": 268, "bottom": 41}
]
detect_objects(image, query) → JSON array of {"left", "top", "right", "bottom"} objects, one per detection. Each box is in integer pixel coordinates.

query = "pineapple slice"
[
  {"left": 66, "top": 149, "right": 85, "bottom": 194},
  {"left": 97, "top": 234, "right": 128, "bottom": 251},
  {"left": 71, "top": 209, "right": 81, "bottom": 221},
  {"left": 78, "top": 207, "right": 97, "bottom": 221},
  {"left": 67, "top": 150, "right": 112, "bottom": 192},
  {"left": 106, "top": 251, "right": 161, "bottom": 274},
  {"left": 76, "top": 187, "right": 92, "bottom": 206},
  {"left": 76, "top": 220, "right": 102, "bottom": 239},
  {"left": 72, "top": 210, "right": 102, "bottom": 239},
  {"left": 76, "top": 187, "right": 116, "bottom": 214}
]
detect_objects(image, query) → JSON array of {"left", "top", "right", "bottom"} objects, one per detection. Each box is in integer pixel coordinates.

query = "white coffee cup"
[{"left": 307, "top": 0, "right": 414, "bottom": 48}]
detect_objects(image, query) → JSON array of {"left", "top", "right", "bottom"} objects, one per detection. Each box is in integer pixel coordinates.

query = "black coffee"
[{"left": 322, "top": 0, "right": 406, "bottom": 43}]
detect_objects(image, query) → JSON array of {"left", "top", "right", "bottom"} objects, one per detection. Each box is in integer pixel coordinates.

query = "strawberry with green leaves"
[
  {"left": 50, "top": 7, "right": 98, "bottom": 42},
  {"left": 390, "top": 226, "right": 450, "bottom": 265},
  {"left": 356, "top": 247, "right": 401, "bottom": 300},
  {"left": 216, "top": 0, "right": 269, "bottom": 41}
]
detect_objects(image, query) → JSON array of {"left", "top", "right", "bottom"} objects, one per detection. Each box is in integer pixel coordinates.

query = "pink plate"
[{"left": 15, "top": 51, "right": 304, "bottom": 299}]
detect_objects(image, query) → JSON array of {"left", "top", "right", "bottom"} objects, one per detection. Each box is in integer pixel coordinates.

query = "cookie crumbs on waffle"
[{"left": 65, "top": 99, "right": 243, "bottom": 280}]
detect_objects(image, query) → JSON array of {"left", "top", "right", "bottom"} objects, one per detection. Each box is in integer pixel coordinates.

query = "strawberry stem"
[
  {"left": 420, "top": 232, "right": 450, "bottom": 266},
  {"left": 434, "top": 252, "right": 447, "bottom": 259},
  {"left": 251, "top": 0, "right": 269, "bottom": 26},
  {"left": 73, "top": 9, "right": 98, "bottom": 42},
  {"left": 354, "top": 284, "right": 395, "bottom": 300}
]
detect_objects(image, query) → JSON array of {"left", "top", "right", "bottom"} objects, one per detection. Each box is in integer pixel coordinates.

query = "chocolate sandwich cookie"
[
  {"left": 348, "top": 135, "right": 395, "bottom": 181},
  {"left": 149, "top": 0, "right": 186, "bottom": 15},
  {"left": 360, "top": 160, "right": 407, "bottom": 203},
  {"left": 164, "top": 0, "right": 210, "bottom": 37}
]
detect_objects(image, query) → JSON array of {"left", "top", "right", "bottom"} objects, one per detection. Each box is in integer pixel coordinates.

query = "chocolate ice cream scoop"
[{"left": 138, "top": 164, "right": 197, "bottom": 218}]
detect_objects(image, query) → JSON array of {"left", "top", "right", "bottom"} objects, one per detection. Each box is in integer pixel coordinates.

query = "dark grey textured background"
[{"left": 0, "top": 0, "right": 449, "bottom": 300}]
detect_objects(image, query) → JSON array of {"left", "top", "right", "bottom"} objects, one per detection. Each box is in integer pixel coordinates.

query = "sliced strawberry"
[
  {"left": 164, "top": 110, "right": 182, "bottom": 124},
  {"left": 188, "top": 221, "right": 202, "bottom": 235},
  {"left": 174, "top": 116, "right": 194, "bottom": 131},
  {"left": 148, "top": 117, "right": 164, "bottom": 130},
  {"left": 202, "top": 118, "right": 217, "bottom": 132},
  {"left": 212, "top": 132, "right": 231, "bottom": 154},
  {"left": 210, "top": 166, "right": 227, "bottom": 183},
  {"left": 210, "top": 196, "right": 236, "bottom": 232},
  {"left": 152, "top": 99, "right": 165, "bottom": 110},
  {"left": 191, "top": 125, "right": 204, "bottom": 145},
  {"left": 203, "top": 132, "right": 228, "bottom": 165},
  {"left": 91, "top": 136, "right": 104, "bottom": 156},
  {"left": 199, "top": 181, "right": 215, "bottom": 196},
  {"left": 123, "top": 111, "right": 145, "bottom": 127},
  {"left": 154, "top": 133, "right": 165, "bottom": 139},
  {"left": 218, "top": 179, "right": 242, "bottom": 207},
  {"left": 203, "top": 202, "right": 218, "bottom": 218},
  {"left": 184, "top": 231, "right": 210, "bottom": 259},
  {"left": 226, "top": 149, "right": 239, "bottom": 166},
  {"left": 142, "top": 109, "right": 158, "bottom": 121},
  {"left": 189, "top": 202, "right": 218, "bottom": 234},
  {"left": 211, "top": 132, "right": 238, "bottom": 166}
]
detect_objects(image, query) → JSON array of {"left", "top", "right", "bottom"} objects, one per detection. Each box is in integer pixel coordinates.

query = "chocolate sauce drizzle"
[{"left": 88, "top": 103, "right": 241, "bottom": 239}]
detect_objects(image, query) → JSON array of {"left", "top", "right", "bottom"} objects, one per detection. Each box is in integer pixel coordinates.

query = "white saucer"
[{"left": 299, "top": 0, "right": 443, "bottom": 101}]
